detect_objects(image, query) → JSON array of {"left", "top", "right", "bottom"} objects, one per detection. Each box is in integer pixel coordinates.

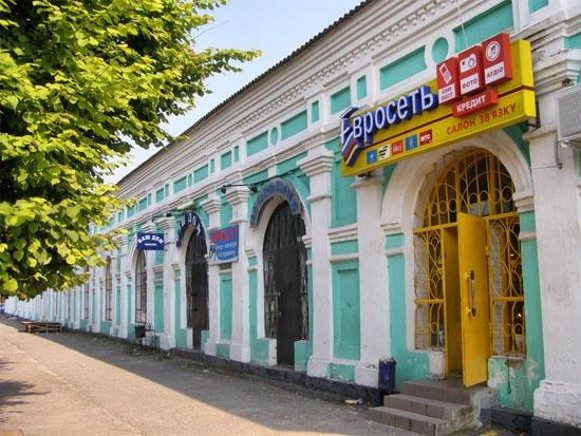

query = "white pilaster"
[
  {"left": 200, "top": 195, "right": 222, "bottom": 356},
  {"left": 298, "top": 147, "right": 334, "bottom": 378},
  {"left": 529, "top": 128, "right": 581, "bottom": 428},
  {"left": 141, "top": 220, "right": 156, "bottom": 327},
  {"left": 224, "top": 187, "right": 251, "bottom": 362},
  {"left": 352, "top": 174, "right": 388, "bottom": 387},
  {"left": 157, "top": 216, "right": 176, "bottom": 350}
]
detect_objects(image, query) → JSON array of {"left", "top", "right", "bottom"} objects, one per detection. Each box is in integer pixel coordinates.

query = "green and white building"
[{"left": 8, "top": 0, "right": 581, "bottom": 432}]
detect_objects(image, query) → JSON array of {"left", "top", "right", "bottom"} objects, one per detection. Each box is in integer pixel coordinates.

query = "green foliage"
[{"left": 0, "top": 0, "right": 259, "bottom": 298}]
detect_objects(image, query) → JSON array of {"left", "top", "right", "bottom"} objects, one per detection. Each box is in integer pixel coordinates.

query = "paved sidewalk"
[{"left": 0, "top": 318, "right": 415, "bottom": 436}]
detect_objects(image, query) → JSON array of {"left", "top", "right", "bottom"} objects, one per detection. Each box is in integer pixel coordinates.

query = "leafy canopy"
[{"left": 0, "top": 0, "right": 259, "bottom": 298}]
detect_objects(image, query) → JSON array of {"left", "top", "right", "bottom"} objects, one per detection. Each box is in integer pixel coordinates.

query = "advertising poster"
[{"left": 208, "top": 225, "right": 239, "bottom": 265}]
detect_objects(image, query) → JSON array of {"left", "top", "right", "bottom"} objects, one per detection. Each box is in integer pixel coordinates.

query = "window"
[
  {"left": 135, "top": 251, "right": 147, "bottom": 323},
  {"left": 105, "top": 256, "right": 113, "bottom": 321}
]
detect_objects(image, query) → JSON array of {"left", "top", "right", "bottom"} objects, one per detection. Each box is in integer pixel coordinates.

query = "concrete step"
[
  {"left": 401, "top": 380, "right": 475, "bottom": 405},
  {"left": 383, "top": 393, "right": 470, "bottom": 421},
  {"left": 369, "top": 406, "right": 450, "bottom": 436}
]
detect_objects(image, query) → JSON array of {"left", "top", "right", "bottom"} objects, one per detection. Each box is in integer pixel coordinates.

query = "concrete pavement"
[{"left": 0, "top": 317, "right": 416, "bottom": 436}]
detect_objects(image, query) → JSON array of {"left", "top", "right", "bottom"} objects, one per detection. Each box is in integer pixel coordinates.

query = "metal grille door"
[
  {"left": 414, "top": 148, "right": 525, "bottom": 379},
  {"left": 185, "top": 229, "right": 208, "bottom": 350},
  {"left": 263, "top": 202, "right": 308, "bottom": 366}
]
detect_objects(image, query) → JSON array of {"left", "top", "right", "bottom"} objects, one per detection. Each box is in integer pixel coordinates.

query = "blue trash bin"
[{"left": 378, "top": 357, "right": 396, "bottom": 394}]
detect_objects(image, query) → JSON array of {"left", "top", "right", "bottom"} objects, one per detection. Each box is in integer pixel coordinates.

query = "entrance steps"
[{"left": 369, "top": 379, "right": 496, "bottom": 435}]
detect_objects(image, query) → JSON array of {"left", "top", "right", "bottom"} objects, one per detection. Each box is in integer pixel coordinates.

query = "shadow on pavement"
[
  {"left": 0, "top": 375, "right": 48, "bottom": 423},
  {"left": 0, "top": 317, "right": 391, "bottom": 435}
]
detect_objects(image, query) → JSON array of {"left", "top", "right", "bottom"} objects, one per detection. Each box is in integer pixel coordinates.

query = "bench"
[{"left": 21, "top": 321, "right": 63, "bottom": 334}]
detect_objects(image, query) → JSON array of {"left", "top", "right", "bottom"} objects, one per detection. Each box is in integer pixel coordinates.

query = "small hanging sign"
[{"left": 136, "top": 232, "right": 165, "bottom": 251}]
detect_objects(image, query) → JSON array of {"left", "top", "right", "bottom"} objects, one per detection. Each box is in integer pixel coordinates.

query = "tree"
[{"left": 0, "top": 0, "right": 259, "bottom": 298}]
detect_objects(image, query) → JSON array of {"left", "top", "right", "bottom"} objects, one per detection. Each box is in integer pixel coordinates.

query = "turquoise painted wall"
[
  {"left": 356, "top": 76, "right": 367, "bottom": 100},
  {"left": 194, "top": 165, "right": 208, "bottom": 183},
  {"left": 387, "top": 234, "right": 430, "bottom": 387},
  {"left": 154, "top": 271, "right": 164, "bottom": 333},
  {"left": 432, "top": 37, "right": 449, "bottom": 63},
  {"left": 220, "top": 199, "right": 232, "bottom": 228},
  {"left": 488, "top": 211, "right": 544, "bottom": 411},
  {"left": 174, "top": 270, "right": 188, "bottom": 349},
  {"left": 332, "top": 260, "right": 361, "bottom": 361},
  {"left": 100, "top": 320, "right": 111, "bottom": 334},
  {"left": 247, "top": 131, "right": 268, "bottom": 156},
  {"left": 275, "top": 155, "right": 311, "bottom": 216},
  {"left": 221, "top": 151, "right": 232, "bottom": 170},
  {"left": 295, "top": 249, "right": 313, "bottom": 372},
  {"left": 503, "top": 123, "right": 531, "bottom": 165},
  {"left": 326, "top": 137, "right": 357, "bottom": 227},
  {"left": 529, "top": 0, "right": 548, "bottom": 13},
  {"left": 249, "top": 259, "right": 270, "bottom": 364},
  {"left": 115, "top": 287, "right": 121, "bottom": 324},
  {"left": 216, "top": 343, "right": 230, "bottom": 358},
  {"left": 330, "top": 86, "right": 351, "bottom": 115},
  {"left": 380, "top": 47, "right": 426, "bottom": 90},
  {"left": 249, "top": 258, "right": 271, "bottom": 364},
  {"left": 311, "top": 101, "right": 320, "bottom": 123},
  {"left": 331, "top": 240, "right": 358, "bottom": 256},
  {"left": 174, "top": 176, "right": 187, "bottom": 194},
  {"left": 244, "top": 169, "right": 270, "bottom": 219},
  {"left": 281, "top": 111, "right": 308, "bottom": 141},
  {"left": 126, "top": 283, "right": 132, "bottom": 338},
  {"left": 565, "top": 33, "right": 581, "bottom": 49},
  {"left": 156, "top": 187, "right": 164, "bottom": 203},
  {"left": 454, "top": 0, "right": 513, "bottom": 52},
  {"left": 220, "top": 273, "right": 232, "bottom": 340},
  {"left": 270, "top": 128, "right": 279, "bottom": 146}
]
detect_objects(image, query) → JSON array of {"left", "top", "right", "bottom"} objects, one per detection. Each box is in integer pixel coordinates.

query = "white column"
[
  {"left": 158, "top": 216, "right": 176, "bottom": 350},
  {"left": 529, "top": 129, "right": 581, "bottom": 428},
  {"left": 224, "top": 187, "right": 251, "bottom": 362},
  {"left": 141, "top": 220, "right": 156, "bottom": 326},
  {"left": 352, "top": 174, "right": 388, "bottom": 387},
  {"left": 200, "top": 195, "right": 222, "bottom": 356},
  {"left": 119, "top": 235, "right": 129, "bottom": 337},
  {"left": 298, "top": 147, "right": 334, "bottom": 378}
]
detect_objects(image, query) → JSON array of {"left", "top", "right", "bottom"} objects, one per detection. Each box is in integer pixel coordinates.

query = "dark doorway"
[
  {"left": 263, "top": 202, "right": 308, "bottom": 366},
  {"left": 185, "top": 228, "right": 208, "bottom": 350}
]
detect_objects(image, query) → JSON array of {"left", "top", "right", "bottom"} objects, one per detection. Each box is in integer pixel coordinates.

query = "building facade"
[{"left": 8, "top": 0, "right": 581, "bottom": 430}]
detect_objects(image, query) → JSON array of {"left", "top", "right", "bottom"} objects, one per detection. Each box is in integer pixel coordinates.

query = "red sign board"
[
  {"left": 419, "top": 130, "right": 433, "bottom": 146},
  {"left": 437, "top": 57, "right": 461, "bottom": 104},
  {"left": 392, "top": 140, "right": 403, "bottom": 155},
  {"left": 453, "top": 89, "right": 499, "bottom": 117},
  {"left": 483, "top": 33, "right": 513, "bottom": 86},
  {"left": 459, "top": 45, "right": 485, "bottom": 96}
]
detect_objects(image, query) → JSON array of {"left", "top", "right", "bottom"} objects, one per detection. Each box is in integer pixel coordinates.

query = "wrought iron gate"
[
  {"left": 263, "top": 202, "right": 308, "bottom": 366},
  {"left": 414, "top": 148, "right": 525, "bottom": 373},
  {"left": 185, "top": 228, "right": 208, "bottom": 350}
]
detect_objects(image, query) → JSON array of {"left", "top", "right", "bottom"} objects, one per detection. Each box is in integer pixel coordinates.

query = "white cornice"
[{"left": 118, "top": 0, "right": 578, "bottom": 199}]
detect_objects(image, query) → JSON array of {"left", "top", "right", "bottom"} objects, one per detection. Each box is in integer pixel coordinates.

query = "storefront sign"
[
  {"left": 176, "top": 211, "right": 203, "bottom": 247},
  {"left": 208, "top": 225, "right": 239, "bottom": 265},
  {"left": 137, "top": 232, "right": 165, "bottom": 251},
  {"left": 340, "top": 36, "right": 535, "bottom": 177},
  {"left": 249, "top": 178, "right": 302, "bottom": 227}
]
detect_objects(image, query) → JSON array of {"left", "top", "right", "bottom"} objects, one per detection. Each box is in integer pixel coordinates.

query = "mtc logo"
[{"left": 436, "top": 33, "right": 512, "bottom": 104}]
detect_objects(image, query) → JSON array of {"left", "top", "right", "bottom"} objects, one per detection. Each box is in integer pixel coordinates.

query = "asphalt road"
[{"left": 0, "top": 317, "right": 416, "bottom": 436}]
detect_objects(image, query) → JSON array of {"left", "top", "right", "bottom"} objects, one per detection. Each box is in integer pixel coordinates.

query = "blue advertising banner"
[
  {"left": 136, "top": 232, "right": 165, "bottom": 251},
  {"left": 208, "top": 225, "right": 239, "bottom": 265}
]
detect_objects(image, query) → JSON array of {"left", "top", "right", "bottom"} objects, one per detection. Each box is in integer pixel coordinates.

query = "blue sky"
[{"left": 111, "top": 0, "right": 363, "bottom": 182}]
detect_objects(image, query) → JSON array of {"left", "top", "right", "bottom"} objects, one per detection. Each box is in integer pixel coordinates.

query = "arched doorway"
[
  {"left": 263, "top": 202, "right": 308, "bottom": 366},
  {"left": 135, "top": 250, "right": 147, "bottom": 324},
  {"left": 185, "top": 228, "right": 208, "bottom": 350},
  {"left": 414, "top": 148, "right": 525, "bottom": 386}
]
